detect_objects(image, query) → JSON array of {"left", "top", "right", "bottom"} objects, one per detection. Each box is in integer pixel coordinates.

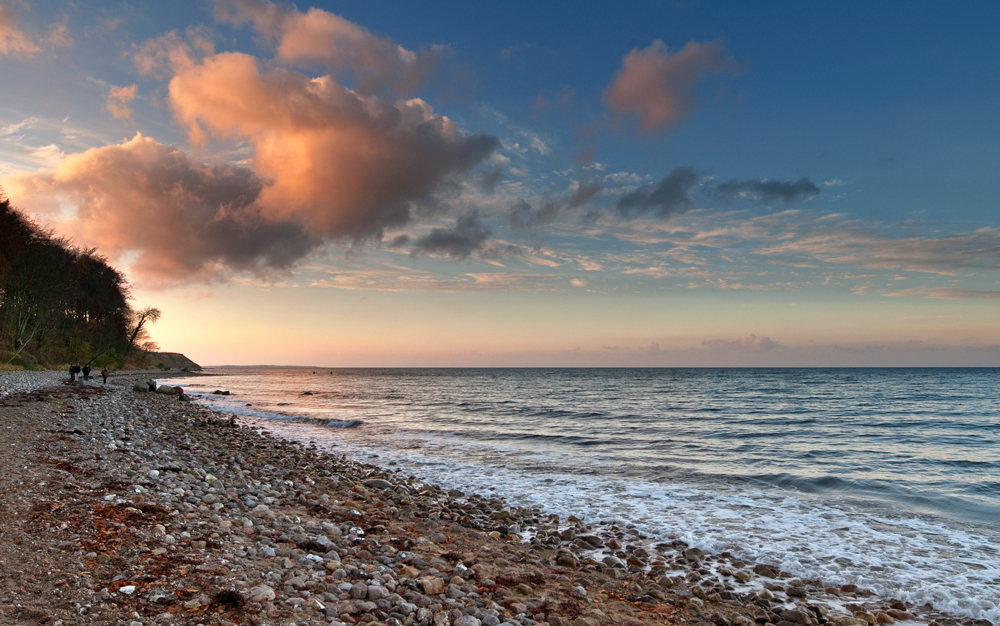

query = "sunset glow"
[{"left": 2, "top": 0, "right": 998, "bottom": 366}]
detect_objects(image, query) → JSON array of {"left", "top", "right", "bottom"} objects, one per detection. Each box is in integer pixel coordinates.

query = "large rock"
[
  {"left": 133, "top": 382, "right": 148, "bottom": 393},
  {"left": 156, "top": 385, "right": 183, "bottom": 395}
]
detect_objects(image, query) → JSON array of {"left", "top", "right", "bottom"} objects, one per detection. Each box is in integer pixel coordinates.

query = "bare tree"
[{"left": 123, "top": 306, "right": 162, "bottom": 363}]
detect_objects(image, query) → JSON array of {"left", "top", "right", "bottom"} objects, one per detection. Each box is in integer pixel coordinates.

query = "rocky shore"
[{"left": 0, "top": 371, "right": 987, "bottom": 626}]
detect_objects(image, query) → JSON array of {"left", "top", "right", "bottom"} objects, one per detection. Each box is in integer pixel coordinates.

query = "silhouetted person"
[
  {"left": 101, "top": 367, "right": 109, "bottom": 384},
  {"left": 70, "top": 363, "right": 80, "bottom": 382},
  {"left": 82, "top": 364, "right": 91, "bottom": 381}
]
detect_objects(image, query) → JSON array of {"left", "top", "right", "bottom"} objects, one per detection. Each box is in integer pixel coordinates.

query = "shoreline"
[{"left": 0, "top": 371, "right": 990, "bottom": 626}]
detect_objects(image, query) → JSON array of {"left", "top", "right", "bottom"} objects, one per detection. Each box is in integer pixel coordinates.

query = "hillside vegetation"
[{"left": 0, "top": 194, "right": 161, "bottom": 370}]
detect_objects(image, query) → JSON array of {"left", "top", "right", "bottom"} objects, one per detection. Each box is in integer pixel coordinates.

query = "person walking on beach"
[
  {"left": 70, "top": 363, "right": 80, "bottom": 382},
  {"left": 101, "top": 367, "right": 109, "bottom": 384},
  {"left": 82, "top": 364, "right": 91, "bottom": 381}
]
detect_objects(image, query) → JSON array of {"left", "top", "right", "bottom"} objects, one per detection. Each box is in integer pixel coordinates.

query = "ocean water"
[{"left": 165, "top": 367, "right": 1000, "bottom": 622}]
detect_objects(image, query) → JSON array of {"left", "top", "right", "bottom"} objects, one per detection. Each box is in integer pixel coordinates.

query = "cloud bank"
[
  {"left": 5, "top": 21, "right": 498, "bottom": 284},
  {"left": 169, "top": 52, "right": 497, "bottom": 242},
  {"left": 5, "top": 134, "right": 318, "bottom": 284}
]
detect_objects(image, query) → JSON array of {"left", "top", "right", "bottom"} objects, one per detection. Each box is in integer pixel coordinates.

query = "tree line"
[{"left": 0, "top": 194, "right": 159, "bottom": 369}]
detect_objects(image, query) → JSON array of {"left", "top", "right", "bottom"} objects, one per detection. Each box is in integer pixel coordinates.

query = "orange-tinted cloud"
[
  {"left": 4, "top": 134, "right": 318, "bottom": 285},
  {"left": 212, "top": 0, "right": 442, "bottom": 95},
  {"left": 0, "top": 3, "right": 72, "bottom": 56},
  {"left": 168, "top": 51, "right": 497, "bottom": 240},
  {"left": 133, "top": 29, "right": 214, "bottom": 78},
  {"left": 604, "top": 39, "right": 740, "bottom": 135},
  {"left": 105, "top": 84, "right": 138, "bottom": 119},
  {"left": 46, "top": 21, "right": 72, "bottom": 48},
  {"left": 0, "top": 2, "right": 40, "bottom": 56}
]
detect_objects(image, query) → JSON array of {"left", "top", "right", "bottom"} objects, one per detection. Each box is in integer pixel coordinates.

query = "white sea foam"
[
  {"left": 171, "top": 368, "right": 1000, "bottom": 624},
  {"left": 240, "top": 413, "right": 1000, "bottom": 624}
]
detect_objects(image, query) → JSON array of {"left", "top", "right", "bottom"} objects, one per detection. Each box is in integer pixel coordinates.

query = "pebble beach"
[{"left": 0, "top": 371, "right": 989, "bottom": 626}]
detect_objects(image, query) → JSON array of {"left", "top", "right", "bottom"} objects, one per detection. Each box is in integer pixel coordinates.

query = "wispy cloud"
[
  {"left": 885, "top": 287, "right": 1000, "bottom": 300},
  {"left": 0, "top": 2, "right": 72, "bottom": 57},
  {"left": 702, "top": 333, "right": 780, "bottom": 352}
]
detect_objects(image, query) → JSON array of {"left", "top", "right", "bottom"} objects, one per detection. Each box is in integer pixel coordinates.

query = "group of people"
[{"left": 69, "top": 363, "right": 110, "bottom": 384}]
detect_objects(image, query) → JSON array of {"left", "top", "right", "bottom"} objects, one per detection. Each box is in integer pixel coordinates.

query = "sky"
[{"left": 1, "top": 0, "right": 999, "bottom": 367}]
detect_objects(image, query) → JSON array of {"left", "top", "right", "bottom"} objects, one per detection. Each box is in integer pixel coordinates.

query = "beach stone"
[
  {"left": 421, "top": 577, "right": 446, "bottom": 595},
  {"left": 454, "top": 616, "right": 481, "bottom": 626},
  {"left": 626, "top": 554, "right": 646, "bottom": 568},
  {"left": 886, "top": 610, "right": 916, "bottom": 621},
  {"left": 875, "top": 613, "right": 895, "bottom": 624},
  {"left": 249, "top": 585, "right": 276, "bottom": 602},
  {"left": 156, "top": 385, "right": 182, "bottom": 395},
  {"left": 782, "top": 609, "right": 812, "bottom": 626},
  {"left": 683, "top": 548, "right": 705, "bottom": 562},
  {"left": 753, "top": 564, "right": 777, "bottom": 578},
  {"left": 133, "top": 382, "right": 149, "bottom": 392},
  {"left": 351, "top": 581, "right": 368, "bottom": 599},
  {"left": 556, "top": 552, "right": 579, "bottom": 567},
  {"left": 364, "top": 478, "right": 392, "bottom": 490}
]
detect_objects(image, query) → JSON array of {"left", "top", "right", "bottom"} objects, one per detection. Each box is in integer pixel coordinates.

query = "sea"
[{"left": 163, "top": 367, "right": 1000, "bottom": 622}]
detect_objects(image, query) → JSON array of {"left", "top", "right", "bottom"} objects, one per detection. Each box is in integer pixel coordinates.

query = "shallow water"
[{"left": 167, "top": 367, "right": 1000, "bottom": 622}]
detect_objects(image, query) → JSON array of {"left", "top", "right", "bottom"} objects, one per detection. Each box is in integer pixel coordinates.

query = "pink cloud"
[
  {"left": 0, "top": 3, "right": 36, "bottom": 55},
  {"left": 105, "top": 84, "right": 138, "bottom": 119},
  {"left": 168, "top": 51, "right": 496, "bottom": 240},
  {"left": 3, "top": 134, "right": 317, "bottom": 285},
  {"left": 212, "top": 0, "right": 442, "bottom": 95},
  {"left": 603, "top": 39, "right": 740, "bottom": 135},
  {"left": 0, "top": 3, "right": 72, "bottom": 57}
]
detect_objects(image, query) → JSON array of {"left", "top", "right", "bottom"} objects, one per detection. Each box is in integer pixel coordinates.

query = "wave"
[{"left": 287, "top": 416, "right": 364, "bottom": 429}]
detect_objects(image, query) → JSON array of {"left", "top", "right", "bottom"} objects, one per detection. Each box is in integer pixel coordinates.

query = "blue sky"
[{"left": 2, "top": 0, "right": 999, "bottom": 366}]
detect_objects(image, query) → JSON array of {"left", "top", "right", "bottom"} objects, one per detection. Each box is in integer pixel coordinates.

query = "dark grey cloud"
[
  {"left": 568, "top": 182, "right": 602, "bottom": 208},
  {"left": 616, "top": 166, "right": 699, "bottom": 218},
  {"left": 510, "top": 198, "right": 559, "bottom": 229},
  {"left": 412, "top": 211, "right": 492, "bottom": 260},
  {"left": 510, "top": 181, "right": 602, "bottom": 229},
  {"left": 476, "top": 166, "right": 504, "bottom": 193},
  {"left": 713, "top": 177, "right": 820, "bottom": 204},
  {"left": 386, "top": 234, "right": 410, "bottom": 248}
]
